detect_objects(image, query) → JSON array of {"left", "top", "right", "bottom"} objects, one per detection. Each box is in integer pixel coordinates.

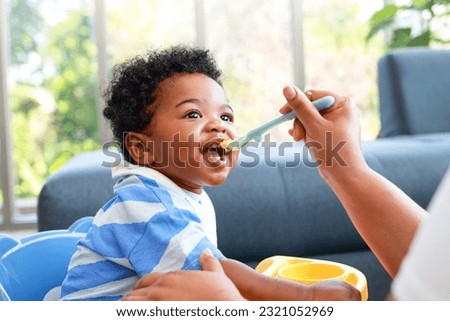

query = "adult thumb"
[{"left": 200, "top": 248, "right": 224, "bottom": 273}]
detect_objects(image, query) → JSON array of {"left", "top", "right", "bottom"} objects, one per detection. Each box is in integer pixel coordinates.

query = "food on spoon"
[{"left": 220, "top": 138, "right": 231, "bottom": 150}]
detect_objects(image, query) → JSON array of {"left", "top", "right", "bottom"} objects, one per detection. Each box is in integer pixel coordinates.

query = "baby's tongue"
[{"left": 206, "top": 146, "right": 221, "bottom": 162}]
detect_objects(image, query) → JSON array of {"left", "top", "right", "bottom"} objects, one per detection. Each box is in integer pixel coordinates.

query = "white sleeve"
[{"left": 391, "top": 165, "right": 450, "bottom": 300}]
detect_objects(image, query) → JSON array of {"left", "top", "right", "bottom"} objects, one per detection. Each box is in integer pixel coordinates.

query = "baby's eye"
[
  {"left": 221, "top": 114, "right": 234, "bottom": 123},
  {"left": 186, "top": 110, "right": 202, "bottom": 119}
]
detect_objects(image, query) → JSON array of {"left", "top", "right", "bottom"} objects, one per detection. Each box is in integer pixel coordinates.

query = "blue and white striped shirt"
[{"left": 60, "top": 162, "right": 224, "bottom": 301}]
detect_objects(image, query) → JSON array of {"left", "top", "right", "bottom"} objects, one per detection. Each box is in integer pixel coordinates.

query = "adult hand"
[
  {"left": 279, "top": 86, "right": 366, "bottom": 181},
  {"left": 310, "top": 279, "right": 362, "bottom": 301},
  {"left": 121, "top": 249, "right": 245, "bottom": 301}
]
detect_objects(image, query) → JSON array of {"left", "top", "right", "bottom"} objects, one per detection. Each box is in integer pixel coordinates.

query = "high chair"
[{"left": 0, "top": 216, "right": 93, "bottom": 300}]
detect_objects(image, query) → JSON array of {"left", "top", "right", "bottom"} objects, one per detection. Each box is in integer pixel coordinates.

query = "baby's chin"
[{"left": 202, "top": 168, "right": 235, "bottom": 187}]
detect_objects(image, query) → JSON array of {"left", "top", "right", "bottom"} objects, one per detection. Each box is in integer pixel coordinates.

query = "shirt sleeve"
[{"left": 391, "top": 166, "right": 450, "bottom": 300}]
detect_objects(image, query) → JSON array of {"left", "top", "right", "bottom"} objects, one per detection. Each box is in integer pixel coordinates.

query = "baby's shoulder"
[{"left": 114, "top": 174, "right": 179, "bottom": 206}]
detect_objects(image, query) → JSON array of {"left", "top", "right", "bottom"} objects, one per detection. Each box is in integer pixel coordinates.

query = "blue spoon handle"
[
  {"left": 226, "top": 95, "right": 335, "bottom": 150},
  {"left": 247, "top": 95, "right": 335, "bottom": 140}
]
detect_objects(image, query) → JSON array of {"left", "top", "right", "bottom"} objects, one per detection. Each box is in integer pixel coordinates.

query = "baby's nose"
[{"left": 207, "top": 119, "right": 227, "bottom": 133}]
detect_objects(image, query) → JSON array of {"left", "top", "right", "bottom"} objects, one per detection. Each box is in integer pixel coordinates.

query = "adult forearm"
[
  {"left": 280, "top": 87, "right": 426, "bottom": 278},
  {"left": 220, "top": 258, "right": 312, "bottom": 301},
  {"left": 220, "top": 258, "right": 361, "bottom": 301},
  {"left": 322, "top": 163, "right": 427, "bottom": 278}
]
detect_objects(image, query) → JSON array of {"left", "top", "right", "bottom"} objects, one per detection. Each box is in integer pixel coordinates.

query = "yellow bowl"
[
  {"left": 279, "top": 262, "right": 346, "bottom": 284},
  {"left": 255, "top": 256, "right": 368, "bottom": 301}
]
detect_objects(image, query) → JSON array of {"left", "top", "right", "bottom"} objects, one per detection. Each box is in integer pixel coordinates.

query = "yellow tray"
[{"left": 255, "top": 256, "right": 368, "bottom": 301}]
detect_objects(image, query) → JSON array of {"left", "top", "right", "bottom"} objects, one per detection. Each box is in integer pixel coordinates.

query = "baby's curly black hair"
[{"left": 103, "top": 45, "right": 223, "bottom": 161}]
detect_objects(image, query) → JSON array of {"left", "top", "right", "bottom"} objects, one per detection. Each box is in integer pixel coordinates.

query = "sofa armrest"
[{"left": 37, "top": 151, "right": 114, "bottom": 231}]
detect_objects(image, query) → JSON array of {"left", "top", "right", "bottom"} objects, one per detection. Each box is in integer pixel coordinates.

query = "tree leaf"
[
  {"left": 389, "top": 28, "right": 412, "bottom": 48},
  {"left": 366, "top": 18, "right": 394, "bottom": 43},
  {"left": 407, "top": 30, "right": 432, "bottom": 46},
  {"left": 434, "top": 0, "right": 450, "bottom": 5},
  {"left": 369, "top": 4, "right": 399, "bottom": 25},
  {"left": 366, "top": 4, "right": 400, "bottom": 43},
  {"left": 412, "top": 0, "right": 431, "bottom": 9}
]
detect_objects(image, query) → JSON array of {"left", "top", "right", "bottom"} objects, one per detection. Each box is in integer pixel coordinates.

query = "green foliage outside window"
[
  {"left": 9, "top": 0, "right": 99, "bottom": 198},
  {"left": 42, "top": 11, "right": 99, "bottom": 160},
  {"left": 367, "top": 0, "right": 450, "bottom": 49}
]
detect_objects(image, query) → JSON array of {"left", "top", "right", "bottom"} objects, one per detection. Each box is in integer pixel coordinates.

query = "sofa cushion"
[
  {"left": 209, "top": 133, "right": 450, "bottom": 262},
  {"left": 208, "top": 146, "right": 363, "bottom": 262},
  {"left": 378, "top": 48, "right": 450, "bottom": 137}
]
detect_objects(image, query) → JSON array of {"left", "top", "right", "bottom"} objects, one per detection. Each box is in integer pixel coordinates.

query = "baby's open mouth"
[{"left": 202, "top": 141, "right": 227, "bottom": 162}]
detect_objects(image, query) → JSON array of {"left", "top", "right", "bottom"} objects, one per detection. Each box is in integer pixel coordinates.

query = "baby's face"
[{"left": 142, "top": 73, "right": 239, "bottom": 193}]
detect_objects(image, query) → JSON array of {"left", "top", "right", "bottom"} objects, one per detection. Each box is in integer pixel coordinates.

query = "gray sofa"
[{"left": 37, "top": 48, "right": 450, "bottom": 301}]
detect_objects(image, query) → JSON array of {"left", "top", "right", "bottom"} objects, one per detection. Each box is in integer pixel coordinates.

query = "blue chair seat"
[{"left": 0, "top": 216, "right": 93, "bottom": 301}]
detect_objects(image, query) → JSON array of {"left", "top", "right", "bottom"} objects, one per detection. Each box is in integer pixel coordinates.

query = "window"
[
  {"left": 204, "top": 0, "right": 295, "bottom": 139},
  {"left": 106, "top": 0, "right": 196, "bottom": 63},
  {"left": 1, "top": 0, "right": 98, "bottom": 229},
  {"left": 303, "top": 0, "right": 384, "bottom": 140}
]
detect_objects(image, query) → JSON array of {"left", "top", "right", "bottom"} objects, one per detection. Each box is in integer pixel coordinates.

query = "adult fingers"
[
  {"left": 282, "top": 86, "right": 322, "bottom": 126},
  {"left": 200, "top": 249, "right": 224, "bottom": 273},
  {"left": 121, "top": 289, "right": 156, "bottom": 301},
  {"left": 292, "top": 118, "right": 306, "bottom": 142},
  {"left": 304, "top": 89, "right": 355, "bottom": 115},
  {"left": 131, "top": 272, "right": 163, "bottom": 289}
]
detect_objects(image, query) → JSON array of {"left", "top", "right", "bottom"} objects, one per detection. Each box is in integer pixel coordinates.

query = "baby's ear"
[{"left": 124, "top": 132, "right": 155, "bottom": 166}]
